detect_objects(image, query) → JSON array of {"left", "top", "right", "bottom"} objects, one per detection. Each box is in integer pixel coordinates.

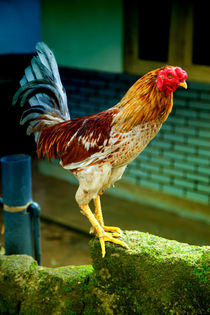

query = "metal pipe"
[{"left": 1, "top": 154, "right": 41, "bottom": 264}]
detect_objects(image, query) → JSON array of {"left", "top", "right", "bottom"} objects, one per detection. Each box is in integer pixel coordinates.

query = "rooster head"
[{"left": 156, "top": 66, "right": 187, "bottom": 96}]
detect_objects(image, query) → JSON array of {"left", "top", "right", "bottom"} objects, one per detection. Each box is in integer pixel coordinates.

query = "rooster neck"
[{"left": 114, "top": 73, "right": 173, "bottom": 133}]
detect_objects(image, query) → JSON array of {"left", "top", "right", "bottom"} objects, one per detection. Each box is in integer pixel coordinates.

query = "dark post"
[
  {"left": 1, "top": 154, "right": 41, "bottom": 264},
  {"left": 28, "top": 202, "right": 42, "bottom": 265}
]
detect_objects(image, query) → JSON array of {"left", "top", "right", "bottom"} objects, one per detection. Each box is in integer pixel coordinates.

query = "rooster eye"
[{"left": 167, "top": 73, "right": 173, "bottom": 79}]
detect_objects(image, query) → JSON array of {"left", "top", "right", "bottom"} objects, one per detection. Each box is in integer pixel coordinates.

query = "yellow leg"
[
  {"left": 93, "top": 194, "right": 104, "bottom": 226},
  {"left": 91, "top": 195, "right": 122, "bottom": 237},
  {"left": 81, "top": 204, "right": 128, "bottom": 257}
]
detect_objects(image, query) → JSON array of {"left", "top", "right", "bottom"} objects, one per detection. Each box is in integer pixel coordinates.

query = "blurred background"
[{"left": 0, "top": 0, "right": 209, "bottom": 267}]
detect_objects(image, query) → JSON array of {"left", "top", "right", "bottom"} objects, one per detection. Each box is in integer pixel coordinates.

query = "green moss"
[
  {"left": 0, "top": 231, "right": 209, "bottom": 314},
  {"left": 0, "top": 254, "right": 93, "bottom": 314},
  {"left": 22, "top": 264, "right": 93, "bottom": 314},
  {"left": 85, "top": 231, "right": 210, "bottom": 314}
]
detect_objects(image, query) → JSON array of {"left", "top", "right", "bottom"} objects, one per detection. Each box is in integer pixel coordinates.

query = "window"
[
  {"left": 193, "top": 2, "right": 210, "bottom": 66},
  {"left": 138, "top": 2, "right": 171, "bottom": 63},
  {"left": 124, "top": 0, "right": 210, "bottom": 83}
]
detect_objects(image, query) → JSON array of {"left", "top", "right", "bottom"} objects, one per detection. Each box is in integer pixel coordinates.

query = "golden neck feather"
[{"left": 114, "top": 70, "right": 173, "bottom": 132}]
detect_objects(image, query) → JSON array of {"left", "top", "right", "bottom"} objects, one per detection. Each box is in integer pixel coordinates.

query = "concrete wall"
[{"left": 41, "top": 0, "right": 123, "bottom": 72}]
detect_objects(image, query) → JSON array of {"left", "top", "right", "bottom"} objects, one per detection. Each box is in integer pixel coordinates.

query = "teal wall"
[
  {"left": 59, "top": 68, "right": 210, "bottom": 207},
  {"left": 0, "top": 0, "right": 41, "bottom": 54},
  {"left": 41, "top": 0, "right": 123, "bottom": 72}
]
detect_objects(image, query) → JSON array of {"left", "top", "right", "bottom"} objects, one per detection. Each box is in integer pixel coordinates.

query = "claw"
[
  {"left": 103, "top": 226, "right": 123, "bottom": 236},
  {"left": 99, "top": 236, "right": 106, "bottom": 258},
  {"left": 106, "top": 232, "right": 121, "bottom": 238},
  {"left": 99, "top": 232, "right": 128, "bottom": 258},
  {"left": 90, "top": 225, "right": 123, "bottom": 237},
  {"left": 89, "top": 226, "right": 95, "bottom": 234}
]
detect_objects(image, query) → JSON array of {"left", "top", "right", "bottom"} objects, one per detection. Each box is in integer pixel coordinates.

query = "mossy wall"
[
  {"left": 0, "top": 254, "right": 93, "bottom": 314},
  {"left": 0, "top": 231, "right": 209, "bottom": 314},
  {"left": 86, "top": 231, "right": 210, "bottom": 314}
]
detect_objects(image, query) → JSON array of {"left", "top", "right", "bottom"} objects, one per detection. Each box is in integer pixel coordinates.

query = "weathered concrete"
[
  {"left": 0, "top": 254, "right": 93, "bottom": 314},
  {"left": 86, "top": 231, "right": 210, "bottom": 314},
  {"left": 0, "top": 231, "right": 209, "bottom": 314}
]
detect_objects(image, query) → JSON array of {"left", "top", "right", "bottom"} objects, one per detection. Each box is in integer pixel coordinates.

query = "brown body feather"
[
  {"left": 34, "top": 68, "right": 174, "bottom": 168},
  {"left": 114, "top": 68, "right": 173, "bottom": 132},
  {"left": 36, "top": 108, "right": 120, "bottom": 165}
]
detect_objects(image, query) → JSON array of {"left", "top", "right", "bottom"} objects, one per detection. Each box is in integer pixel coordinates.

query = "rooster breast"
[{"left": 107, "top": 120, "right": 162, "bottom": 168}]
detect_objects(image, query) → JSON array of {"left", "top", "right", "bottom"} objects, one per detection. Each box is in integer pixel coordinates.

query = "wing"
[{"left": 37, "top": 108, "right": 120, "bottom": 169}]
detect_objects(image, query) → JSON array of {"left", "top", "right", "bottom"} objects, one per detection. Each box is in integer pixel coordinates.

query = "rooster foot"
[
  {"left": 89, "top": 225, "right": 122, "bottom": 237},
  {"left": 99, "top": 232, "right": 128, "bottom": 258},
  {"left": 103, "top": 226, "right": 123, "bottom": 236},
  {"left": 80, "top": 203, "right": 128, "bottom": 257}
]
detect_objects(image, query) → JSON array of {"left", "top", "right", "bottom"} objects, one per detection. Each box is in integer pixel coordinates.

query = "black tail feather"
[{"left": 12, "top": 42, "right": 70, "bottom": 139}]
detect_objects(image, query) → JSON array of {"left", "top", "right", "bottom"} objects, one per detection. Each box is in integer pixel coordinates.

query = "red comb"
[{"left": 175, "top": 67, "right": 187, "bottom": 81}]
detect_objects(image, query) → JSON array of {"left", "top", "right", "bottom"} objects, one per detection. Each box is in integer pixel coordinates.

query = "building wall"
[
  {"left": 40, "top": 1, "right": 210, "bottom": 206},
  {"left": 41, "top": 0, "right": 123, "bottom": 72},
  {"left": 0, "top": 1, "right": 209, "bottom": 206},
  {"left": 60, "top": 67, "right": 210, "bottom": 206},
  {"left": 0, "top": 0, "right": 41, "bottom": 54}
]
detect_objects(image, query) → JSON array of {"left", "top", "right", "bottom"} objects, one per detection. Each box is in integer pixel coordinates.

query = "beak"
[{"left": 179, "top": 81, "right": 187, "bottom": 89}]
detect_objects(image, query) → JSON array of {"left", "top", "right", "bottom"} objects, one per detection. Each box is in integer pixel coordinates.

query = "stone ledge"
[
  {"left": 0, "top": 254, "right": 93, "bottom": 314},
  {"left": 0, "top": 231, "right": 209, "bottom": 314},
  {"left": 86, "top": 231, "right": 210, "bottom": 314}
]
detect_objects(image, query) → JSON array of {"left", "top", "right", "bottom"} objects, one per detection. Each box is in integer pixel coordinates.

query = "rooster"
[{"left": 13, "top": 42, "right": 187, "bottom": 257}]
